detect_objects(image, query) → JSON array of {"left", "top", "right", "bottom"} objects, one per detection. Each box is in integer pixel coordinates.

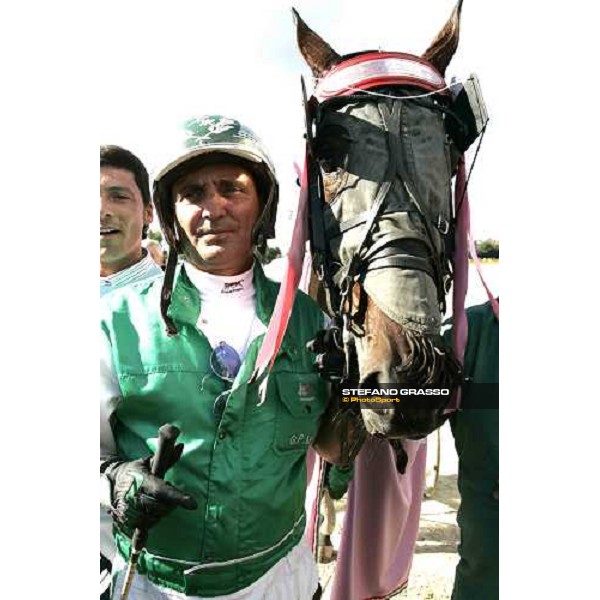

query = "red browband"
[{"left": 315, "top": 52, "right": 447, "bottom": 102}]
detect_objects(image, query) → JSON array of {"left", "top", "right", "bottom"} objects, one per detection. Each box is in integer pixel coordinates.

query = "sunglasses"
[
  {"left": 210, "top": 342, "right": 242, "bottom": 382},
  {"left": 205, "top": 342, "right": 242, "bottom": 424}
]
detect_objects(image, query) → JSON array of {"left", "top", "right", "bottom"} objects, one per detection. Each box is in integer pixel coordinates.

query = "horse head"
[{"left": 295, "top": 2, "right": 471, "bottom": 444}]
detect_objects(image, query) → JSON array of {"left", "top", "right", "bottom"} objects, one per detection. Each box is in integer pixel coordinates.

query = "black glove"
[
  {"left": 307, "top": 327, "right": 345, "bottom": 382},
  {"left": 389, "top": 439, "right": 409, "bottom": 474},
  {"left": 105, "top": 451, "right": 197, "bottom": 535},
  {"left": 324, "top": 462, "right": 354, "bottom": 500}
]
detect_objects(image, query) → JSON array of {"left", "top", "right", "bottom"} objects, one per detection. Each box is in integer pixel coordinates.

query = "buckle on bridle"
[
  {"left": 436, "top": 216, "right": 450, "bottom": 235},
  {"left": 316, "top": 262, "right": 326, "bottom": 282},
  {"left": 339, "top": 275, "right": 351, "bottom": 299}
]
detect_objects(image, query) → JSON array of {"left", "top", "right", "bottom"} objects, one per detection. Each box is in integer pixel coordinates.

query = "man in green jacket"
[
  {"left": 100, "top": 116, "right": 329, "bottom": 599},
  {"left": 444, "top": 300, "right": 499, "bottom": 600}
]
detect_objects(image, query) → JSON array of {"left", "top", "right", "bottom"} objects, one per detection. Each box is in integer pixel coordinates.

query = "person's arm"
[
  {"left": 312, "top": 397, "right": 364, "bottom": 466},
  {"left": 100, "top": 329, "right": 121, "bottom": 508},
  {"left": 326, "top": 463, "right": 355, "bottom": 499},
  {"left": 310, "top": 314, "right": 366, "bottom": 465},
  {"left": 99, "top": 328, "right": 197, "bottom": 533}
]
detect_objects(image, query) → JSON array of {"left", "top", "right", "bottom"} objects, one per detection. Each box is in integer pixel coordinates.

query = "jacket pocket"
[{"left": 272, "top": 372, "right": 327, "bottom": 455}]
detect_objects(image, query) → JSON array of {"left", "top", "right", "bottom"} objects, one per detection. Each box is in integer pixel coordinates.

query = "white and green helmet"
[{"left": 153, "top": 115, "right": 279, "bottom": 250}]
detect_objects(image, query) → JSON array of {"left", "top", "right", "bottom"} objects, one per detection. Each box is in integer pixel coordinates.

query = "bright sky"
[{"left": 99, "top": 0, "right": 502, "bottom": 247}]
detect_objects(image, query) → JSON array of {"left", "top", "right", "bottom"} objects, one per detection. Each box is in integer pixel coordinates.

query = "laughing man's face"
[{"left": 100, "top": 167, "right": 153, "bottom": 276}]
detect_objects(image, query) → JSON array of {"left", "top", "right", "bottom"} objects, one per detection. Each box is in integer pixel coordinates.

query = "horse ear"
[
  {"left": 292, "top": 7, "right": 341, "bottom": 78},
  {"left": 422, "top": 0, "right": 464, "bottom": 76}
]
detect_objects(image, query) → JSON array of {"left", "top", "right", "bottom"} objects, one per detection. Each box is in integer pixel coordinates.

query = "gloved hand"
[
  {"left": 307, "top": 327, "right": 345, "bottom": 382},
  {"left": 104, "top": 451, "right": 197, "bottom": 536},
  {"left": 325, "top": 463, "right": 354, "bottom": 500}
]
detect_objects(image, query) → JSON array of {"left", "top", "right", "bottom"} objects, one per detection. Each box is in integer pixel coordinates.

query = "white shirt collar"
[
  {"left": 100, "top": 251, "right": 162, "bottom": 296},
  {"left": 183, "top": 262, "right": 255, "bottom": 302}
]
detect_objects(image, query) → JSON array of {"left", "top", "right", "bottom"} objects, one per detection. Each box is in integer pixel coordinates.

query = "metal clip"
[
  {"left": 443, "top": 274, "right": 453, "bottom": 295},
  {"left": 436, "top": 215, "right": 450, "bottom": 235},
  {"left": 338, "top": 274, "right": 352, "bottom": 316},
  {"left": 316, "top": 262, "right": 325, "bottom": 282},
  {"left": 339, "top": 275, "right": 351, "bottom": 298}
]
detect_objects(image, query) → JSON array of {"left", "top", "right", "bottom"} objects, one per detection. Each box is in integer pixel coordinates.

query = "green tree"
[
  {"left": 148, "top": 229, "right": 163, "bottom": 244},
  {"left": 259, "top": 244, "right": 282, "bottom": 265},
  {"left": 474, "top": 239, "right": 499, "bottom": 259}
]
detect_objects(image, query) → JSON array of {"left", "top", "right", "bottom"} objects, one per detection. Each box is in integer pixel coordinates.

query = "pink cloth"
[
  {"left": 325, "top": 439, "right": 426, "bottom": 600},
  {"left": 252, "top": 160, "right": 309, "bottom": 397},
  {"left": 304, "top": 442, "right": 427, "bottom": 600},
  {"left": 305, "top": 447, "right": 324, "bottom": 555},
  {"left": 448, "top": 156, "right": 470, "bottom": 411}
]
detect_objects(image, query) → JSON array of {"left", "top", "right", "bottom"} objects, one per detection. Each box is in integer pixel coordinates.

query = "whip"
[{"left": 118, "top": 423, "right": 182, "bottom": 600}]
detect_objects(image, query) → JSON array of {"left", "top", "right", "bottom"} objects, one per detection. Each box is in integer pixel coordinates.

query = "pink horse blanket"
[{"left": 306, "top": 439, "right": 426, "bottom": 599}]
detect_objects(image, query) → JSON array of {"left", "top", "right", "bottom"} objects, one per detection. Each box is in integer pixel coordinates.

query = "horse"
[{"left": 293, "top": 1, "right": 484, "bottom": 467}]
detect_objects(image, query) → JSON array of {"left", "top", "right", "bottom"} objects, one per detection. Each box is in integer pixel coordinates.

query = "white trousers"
[{"left": 111, "top": 538, "right": 318, "bottom": 600}]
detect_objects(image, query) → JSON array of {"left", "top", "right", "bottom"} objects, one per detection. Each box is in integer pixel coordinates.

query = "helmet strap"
[{"left": 160, "top": 248, "right": 180, "bottom": 336}]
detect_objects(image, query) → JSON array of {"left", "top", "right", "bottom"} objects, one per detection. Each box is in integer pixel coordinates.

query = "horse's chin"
[
  {"left": 362, "top": 408, "right": 445, "bottom": 440},
  {"left": 361, "top": 408, "right": 396, "bottom": 437}
]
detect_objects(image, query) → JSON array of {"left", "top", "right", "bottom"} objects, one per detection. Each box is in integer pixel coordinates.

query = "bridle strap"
[
  {"left": 326, "top": 206, "right": 448, "bottom": 238},
  {"left": 302, "top": 77, "right": 341, "bottom": 315},
  {"left": 339, "top": 101, "right": 401, "bottom": 291},
  {"left": 160, "top": 248, "right": 180, "bottom": 336},
  {"left": 359, "top": 236, "right": 436, "bottom": 278},
  {"left": 365, "top": 253, "right": 435, "bottom": 280},
  {"left": 391, "top": 125, "right": 448, "bottom": 311}
]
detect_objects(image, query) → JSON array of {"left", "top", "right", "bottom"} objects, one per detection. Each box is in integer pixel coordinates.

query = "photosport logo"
[
  {"left": 337, "top": 386, "right": 449, "bottom": 409},
  {"left": 335, "top": 383, "right": 499, "bottom": 409}
]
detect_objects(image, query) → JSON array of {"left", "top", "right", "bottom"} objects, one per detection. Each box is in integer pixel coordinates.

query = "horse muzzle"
[{"left": 362, "top": 406, "right": 447, "bottom": 439}]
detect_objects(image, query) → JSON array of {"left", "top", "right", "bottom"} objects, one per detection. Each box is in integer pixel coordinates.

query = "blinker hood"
[
  {"left": 317, "top": 98, "right": 452, "bottom": 334},
  {"left": 305, "top": 61, "right": 488, "bottom": 334},
  {"left": 446, "top": 73, "right": 488, "bottom": 153}
]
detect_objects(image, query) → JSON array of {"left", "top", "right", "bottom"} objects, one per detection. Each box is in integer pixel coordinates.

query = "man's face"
[
  {"left": 100, "top": 167, "right": 153, "bottom": 276},
  {"left": 172, "top": 163, "right": 262, "bottom": 276}
]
